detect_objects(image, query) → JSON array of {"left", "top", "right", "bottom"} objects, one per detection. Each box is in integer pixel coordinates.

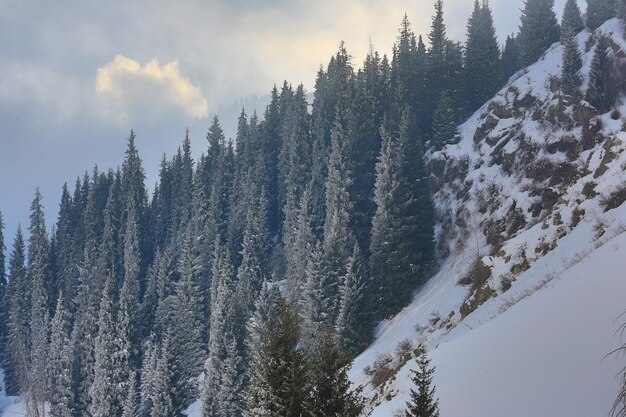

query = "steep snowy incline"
[
  {"left": 364, "top": 205, "right": 626, "bottom": 417},
  {"left": 354, "top": 18, "right": 626, "bottom": 416}
]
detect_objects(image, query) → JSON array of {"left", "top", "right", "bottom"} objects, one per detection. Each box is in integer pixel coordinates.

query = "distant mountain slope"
[{"left": 353, "top": 18, "right": 626, "bottom": 417}]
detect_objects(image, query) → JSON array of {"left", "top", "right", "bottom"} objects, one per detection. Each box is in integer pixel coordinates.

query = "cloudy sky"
[{"left": 0, "top": 0, "right": 582, "bottom": 242}]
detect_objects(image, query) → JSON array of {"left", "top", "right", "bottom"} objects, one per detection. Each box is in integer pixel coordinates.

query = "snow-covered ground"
[
  {"left": 354, "top": 18, "right": 626, "bottom": 417},
  {"left": 356, "top": 204, "right": 626, "bottom": 417},
  {"left": 0, "top": 370, "right": 23, "bottom": 417}
]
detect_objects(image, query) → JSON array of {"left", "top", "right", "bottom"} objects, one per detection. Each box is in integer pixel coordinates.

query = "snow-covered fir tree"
[
  {"left": 586, "top": 35, "right": 616, "bottom": 112},
  {"left": 431, "top": 90, "right": 459, "bottom": 151},
  {"left": 48, "top": 294, "right": 74, "bottom": 417},
  {"left": 586, "top": 0, "right": 616, "bottom": 30},
  {"left": 306, "top": 329, "right": 365, "bottom": 417},
  {"left": 405, "top": 344, "right": 440, "bottom": 417},
  {"left": 464, "top": 0, "right": 501, "bottom": 113},
  {"left": 518, "top": 0, "right": 560, "bottom": 66},
  {"left": 334, "top": 243, "right": 371, "bottom": 356},
  {"left": 561, "top": 0, "right": 584, "bottom": 43}
]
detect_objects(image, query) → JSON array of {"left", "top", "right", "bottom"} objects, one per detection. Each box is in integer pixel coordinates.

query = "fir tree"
[
  {"left": 0, "top": 213, "right": 7, "bottom": 372},
  {"left": 28, "top": 190, "right": 50, "bottom": 414},
  {"left": 246, "top": 282, "right": 282, "bottom": 360},
  {"left": 561, "top": 0, "right": 584, "bottom": 43},
  {"left": 464, "top": 0, "right": 502, "bottom": 113},
  {"left": 4, "top": 227, "right": 27, "bottom": 396},
  {"left": 284, "top": 189, "right": 316, "bottom": 310},
  {"left": 243, "top": 302, "right": 308, "bottom": 417},
  {"left": 518, "top": 0, "right": 560, "bottom": 66},
  {"left": 48, "top": 295, "right": 74, "bottom": 417},
  {"left": 121, "top": 372, "right": 139, "bottom": 417},
  {"left": 236, "top": 189, "right": 270, "bottom": 306},
  {"left": 334, "top": 243, "right": 371, "bottom": 356},
  {"left": 425, "top": 0, "right": 449, "bottom": 137},
  {"left": 152, "top": 334, "right": 176, "bottom": 417},
  {"left": 560, "top": 0, "right": 584, "bottom": 96},
  {"left": 120, "top": 204, "right": 141, "bottom": 368},
  {"left": 89, "top": 278, "right": 127, "bottom": 417},
  {"left": 215, "top": 337, "right": 244, "bottom": 417},
  {"left": 370, "top": 109, "right": 435, "bottom": 320},
  {"left": 430, "top": 90, "right": 459, "bottom": 150},
  {"left": 405, "top": 345, "right": 439, "bottom": 417},
  {"left": 307, "top": 329, "right": 365, "bottom": 417},
  {"left": 619, "top": 0, "right": 626, "bottom": 25},
  {"left": 586, "top": 35, "right": 617, "bottom": 112},
  {"left": 586, "top": 0, "right": 616, "bottom": 31},
  {"left": 322, "top": 102, "right": 356, "bottom": 322},
  {"left": 561, "top": 34, "right": 583, "bottom": 95},
  {"left": 301, "top": 243, "right": 331, "bottom": 352},
  {"left": 203, "top": 243, "right": 236, "bottom": 417},
  {"left": 169, "top": 229, "right": 206, "bottom": 411},
  {"left": 139, "top": 340, "right": 159, "bottom": 416},
  {"left": 501, "top": 35, "right": 521, "bottom": 80}
]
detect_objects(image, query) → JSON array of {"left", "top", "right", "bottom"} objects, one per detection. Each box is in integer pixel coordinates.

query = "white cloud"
[{"left": 96, "top": 55, "right": 208, "bottom": 119}]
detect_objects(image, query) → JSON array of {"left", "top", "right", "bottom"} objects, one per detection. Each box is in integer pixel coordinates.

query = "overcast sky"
[{"left": 0, "top": 0, "right": 582, "bottom": 243}]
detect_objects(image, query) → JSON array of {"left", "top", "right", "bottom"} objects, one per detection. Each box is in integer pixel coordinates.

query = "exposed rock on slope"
[{"left": 353, "top": 18, "right": 626, "bottom": 417}]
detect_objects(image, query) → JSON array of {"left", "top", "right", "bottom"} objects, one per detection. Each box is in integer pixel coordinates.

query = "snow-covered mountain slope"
[{"left": 352, "top": 18, "right": 626, "bottom": 416}]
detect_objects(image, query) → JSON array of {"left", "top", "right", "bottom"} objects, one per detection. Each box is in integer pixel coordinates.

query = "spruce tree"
[
  {"left": 391, "top": 14, "right": 420, "bottom": 119},
  {"left": 518, "top": 0, "right": 560, "bottom": 66},
  {"left": 121, "top": 372, "right": 139, "bottom": 417},
  {"left": 501, "top": 35, "right": 521, "bottom": 80},
  {"left": 285, "top": 189, "right": 316, "bottom": 310},
  {"left": 464, "top": 0, "right": 502, "bottom": 113},
  {"left": 561, "top": 0, "right": 584, "bottom": 96},
  {"left": 335, "top": 243, "right": 371, "bottom": 356},
  {"left": 405, "top": 345, "right": 439, "bottom": 417},
  {"left": 246, "top": 281, "right": 282, "bottom": 360},
  {"left": 321, "top": 101, "right": 356, "bottom": 322},
  {"left": 431, "top": 90, "right": 459, "bottom": 150},
  {"left": 4, "top": 227, "right": 27, "bottom": 395},
  {"left": 120, "top": 204, "right": 141, "bottom": 368},
  {"left": 561, "top": 0, "right": 584, "bottom": 43},
  {"left": 370, "top": 109, "right": 435, "bottom": 320},
  {"left": 48, "top": 295, "right": 74, "bottom": 417},
  {"left": 425, "top": 0, "right": 449, "bottom": 137},
  {"left": 139, "top": 340, "right": 159, "bottom": 416},
  {"left": 89, "top": 278, "right": 126, "bottom": 417},
  {"left": 561, "top": 34, "right": 583, "bottom": 96},
  {"left": 203, "top": 243, "right": 235, "bottom": 417},
  {"left": 215, "top": 337, "right": 244, "bottom": 417},
  {"left": 121, "top": 130, "right": 147, "bottom": 232},
  {"left": 586, "top": 35, "right": 616, "bottom": 112},
  {"left": 353, "top": 48, "right": 388, "bottom": 252},
  {"left": 236, "top": 189, "right": 270, "bottom": 306},
  {"left": 0, "top": 212, "right": 7, "bottom": 372},
  {"left": 587, "top": 0, "right": 617, "bottom": 31},
  {"left": 169, "top": 229, "right": 206, "bottom": 411},
  {"left": 243, "top": 302, "right": 308, "bottom": 417},
  {"left": 301, "top": 243, "right": 331, "bottom": 352},
  {"left": 151, "top": 334, "right": 176, "bottom": 417},
  {"left": 307, "top": 329, "right": 365, "bottom": 417},
  {"left": 619, "top": 0, "right": 626, "bottom": 25},
  {"left": 28, "top": 189, "right": 50, "bottom": 414}
]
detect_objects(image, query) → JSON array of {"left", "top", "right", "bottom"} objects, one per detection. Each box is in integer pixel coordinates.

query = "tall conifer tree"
[{"left": 518, "top": 0, "right": 560, "bottom": 66}]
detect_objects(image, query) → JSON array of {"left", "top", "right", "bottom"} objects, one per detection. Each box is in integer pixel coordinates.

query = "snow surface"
[
  {"left": 353, "top": 18, "right": 626, "bottom": 417},
  {"left": 358, "top": 205, "right": 626, "bottom": 417}
]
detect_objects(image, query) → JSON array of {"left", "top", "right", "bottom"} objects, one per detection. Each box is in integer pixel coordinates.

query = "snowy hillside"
[{"left": 352, "top": 18, "right": 626, "bottom": 416}]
